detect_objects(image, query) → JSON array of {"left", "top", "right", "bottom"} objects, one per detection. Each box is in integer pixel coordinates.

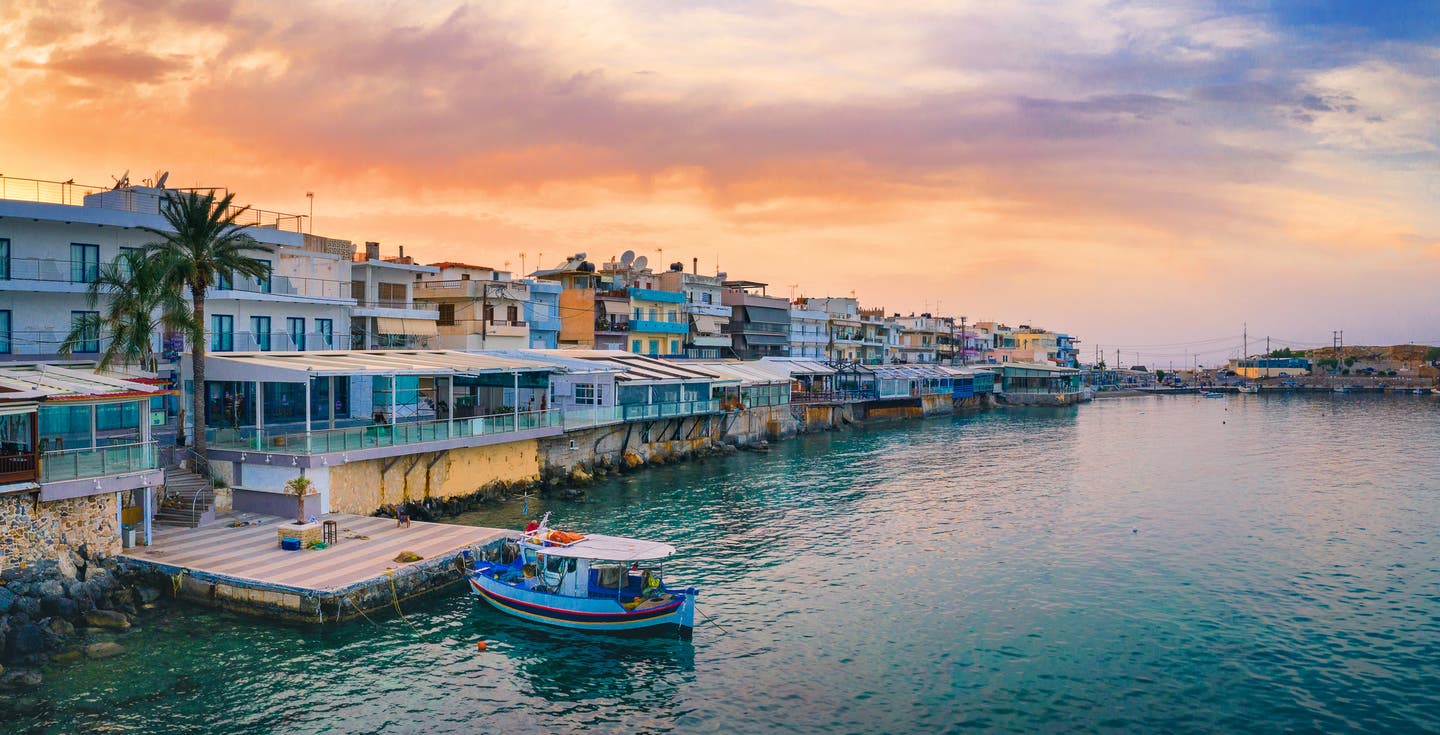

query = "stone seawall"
[{"left": 1, "top": 494, "right": 121, "bottom": 571}]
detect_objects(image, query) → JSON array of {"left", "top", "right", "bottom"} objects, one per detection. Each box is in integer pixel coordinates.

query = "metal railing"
[
  {"left": 560, "top": 405, "right": 624, "bottom": 430},
  {"left": 0, "top": 175, "right": 305, "bottom": 231},
  {"left": 618, "top": 399, "right": 720, "bottom": 421},
  {"left": 216, "top": 273, "right": 351, "bottom": 301},
  {"left": 205, "top": 409, "right": 561, "bottom": 455},
  {"left": 40, "top": 441, "right": 157, "bottom": 482}
]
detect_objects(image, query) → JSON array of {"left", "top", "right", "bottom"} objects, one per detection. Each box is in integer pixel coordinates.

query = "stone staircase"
[{"left": 154, "top": 467, "right": 217, "bottom": 528}]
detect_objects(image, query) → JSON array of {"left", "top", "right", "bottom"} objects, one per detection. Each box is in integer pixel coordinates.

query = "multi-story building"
[
  {"left": 531, "top": 254, "right": 602, "bottom": 348},
  {"left": 857, "top": 308, "right": 889, "bottom": 365},
  {"left": 799, "top": 297, "right": 863, "bottom": 363},
  {"left": 788, "top": 302, "right": 828, "bottom": 359},
  {"left": 627, "top": 287, "right": 687, "bottom": 357},
  {"left": 348, "top": 242, "right": 439, "bottom": 349},
  {"left": 893, "top": 314, "right": 945, "bottom": 364},
  {"left": 722, "top": 281, "right": 791, "bottom": 359},
  {"left": 414, "top": 263, "right": 531, "bottom": 351},
  {"left": 0, "top": 177, "right": 352, "bottom": 362},
  {"left": 657, "top": 265, "right": 732, "bottom": 359},
  {"left": 523, "top": 280, "right": 562, "bottom": 349}
]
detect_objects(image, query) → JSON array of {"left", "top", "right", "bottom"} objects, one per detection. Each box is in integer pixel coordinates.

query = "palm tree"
[
  {"left": 144, "top": 191, "right": 272, "bottom": 466},
  {"left": 59, "top": 249, "right": 194, "bottom": 372}
]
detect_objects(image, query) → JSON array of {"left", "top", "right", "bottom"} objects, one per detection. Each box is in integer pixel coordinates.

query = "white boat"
[
  {"left": 466, "top": 514, "right": 697, "bottom": 635},
  {"left": 1203, "top": 391, "right": 1224, "bottom": 398},
  {"left": 1237, "top": 385, "right": 1258, "bottom": 394}
]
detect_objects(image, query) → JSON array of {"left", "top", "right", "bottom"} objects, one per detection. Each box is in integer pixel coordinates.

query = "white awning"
[
  {"left": 692, "top": 315, "right": 723, "bottom": 334},
  {"left": 531, "top": 533, "right": 676, "bottom": 561},
  {"left": 601, "top": 300, "right": 630, "bottom": 316},
  {"left": 0, "top": 400, "right": 38, "bottom": 417}
]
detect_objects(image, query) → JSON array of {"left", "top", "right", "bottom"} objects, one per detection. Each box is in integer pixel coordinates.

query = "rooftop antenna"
[
  {"left": 156, "top": 171, "right": 170, "bottom": 189},
  {"left": 788, "top": 284, "right": 799, "bottom": 300},
  {"left": 110, "top": 169, "right": 130, "bottom": 190},
  {"left": 520, "top": 252, "right": 527, "bottom": 275}
]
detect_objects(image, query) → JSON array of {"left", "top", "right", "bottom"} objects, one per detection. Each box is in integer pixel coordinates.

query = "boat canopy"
[{"left": 531, "top": 534, "right": 676, "bottom": 562}]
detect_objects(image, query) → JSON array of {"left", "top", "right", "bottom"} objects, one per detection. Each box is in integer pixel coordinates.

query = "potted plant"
[{"left": 286, "top": 475, "right": 314, "bottom": 523}]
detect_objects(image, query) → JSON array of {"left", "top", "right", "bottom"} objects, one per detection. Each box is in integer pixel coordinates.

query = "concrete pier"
[{"left": 118, "top": 512, "right": 506, "bottom": 623}]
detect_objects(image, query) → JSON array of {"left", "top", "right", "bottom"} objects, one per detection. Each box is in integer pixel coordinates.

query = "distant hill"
[{"left": 1289, "top": 345, "right": 1439, "bottom": 363}]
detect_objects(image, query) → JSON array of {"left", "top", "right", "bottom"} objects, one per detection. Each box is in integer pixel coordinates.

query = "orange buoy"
[{"left": 476, "top": 641, "right": 488, "bottom": 652}]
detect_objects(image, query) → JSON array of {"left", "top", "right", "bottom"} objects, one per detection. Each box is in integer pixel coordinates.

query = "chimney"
[
  {"left": 692, "top": 258, "right": 698, "bottom": 274},
  {"left": 398, "top": 245, "right": 405, "bottom": 261},
  {"left": 365, "top": 241, "right": 380, "bottom": 261}
]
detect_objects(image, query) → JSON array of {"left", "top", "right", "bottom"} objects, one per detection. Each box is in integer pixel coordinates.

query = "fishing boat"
[
  {"left": 466, "top": 514, "right": 697, "bottom": 634},
  {"left": 1203, "top": 391, "right": 1225, "bottom": 398},
  {"left": 1237, "top": 384, "right": 1259, "bottom": 394}
]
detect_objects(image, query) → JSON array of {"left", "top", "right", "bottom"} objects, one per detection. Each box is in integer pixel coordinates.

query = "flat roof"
[
  {"left": 999, "top": 361, "right": 1080, "bottom": 374},
  {"left": 758, "top": 357, "right": 837, "bottom": 376},
  {"left": 526, "top": 350, "right": 721, "bottom": 383},
  {"left": 199, "top": 350, "right": 557, "bottom": 383}
]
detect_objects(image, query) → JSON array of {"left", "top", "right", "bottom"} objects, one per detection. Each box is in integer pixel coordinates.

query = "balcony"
[
  {"left": 414, "top": 279, "right": 531, "bottom": 300},
  {"left": 0, "top": 453, "right": 38, "bottom": 484},
  {"left": 618, "top": 399, "right": 720, "bottom": 421},
  {"left": 629, "top": 287, "right": 685, "bottom": 304},
  {"left": 351, "top": 299, "right": 441, "bottom": 320},
  {"left": 40, "top": 441, "right": 157, "bottom": 483},
  {"left": 595, "top": 318, "right": 630, "bottom": 334},
  {"left": 630, "top": 319, "right": 689, "bottom": 335},
  {"left": 206, "top": 410, "right": 561, "bottom": 456},
  {"left": 214, "top": 273, "right": 351, "bottom": 302}
]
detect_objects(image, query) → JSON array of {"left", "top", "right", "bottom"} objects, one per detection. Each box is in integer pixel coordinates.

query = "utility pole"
[{"left": 960, "top": 316, "right": 967, "bottom": 365}]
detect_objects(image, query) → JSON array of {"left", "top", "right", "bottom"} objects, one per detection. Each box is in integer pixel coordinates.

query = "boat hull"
[{"left": 468, "top": 567, "right": 696, "bottom": 633}]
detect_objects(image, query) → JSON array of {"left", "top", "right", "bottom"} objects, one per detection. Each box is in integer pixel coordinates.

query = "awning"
[
  {"left": 743, "top": 306, "right": 789, "bottom": 324},
  {"left": 692, "top": 315, "right": 723, "bottom": 334},
  {"left": 376, "top": 317, "right": 438, "bottom": 336},
  {"left": 0, "top": 400, "right": 38, "bottom": 417},
  {"left": 601, "top": 300, "right": 630, "bottom": 316},
  {"left": 742, "top": 333, "right": 789, "bottom": 346}
]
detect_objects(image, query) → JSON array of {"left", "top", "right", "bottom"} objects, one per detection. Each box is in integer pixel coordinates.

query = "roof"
[
  {"left": 524, "top": 350, "right": 720, "bottom": 383},
  {"left": 531, "top": 534, "right": 675, "bottom": 561},
  {"left": 0, "top": 364, "right": 164, "bottom": 401},
  {"left": 758, "top": 357, "right": 837, "bottom": 376},
  {"left": 871, "top": 365, "right": 962, "bottom": 380},
  {"left": 999, "top": 361, "right": 1080, "bottom": 374},
  {"left": 689, "top": 360, "right": 791, "bottom": 386},
  {"left": 198, "top": 350, "right": 557, "bottom": 383},
  {"left": 428, "top": 261, "right": 499, "bottom": 271}
]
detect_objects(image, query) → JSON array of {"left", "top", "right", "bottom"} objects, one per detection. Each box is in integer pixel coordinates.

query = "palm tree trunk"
[{"left": 191, "top": 284, "right": 208, "bottom": 474}]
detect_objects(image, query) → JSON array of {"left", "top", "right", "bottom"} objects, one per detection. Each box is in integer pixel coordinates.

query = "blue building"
[{"left": 524, "top": 280, "right": 562, "bottom": 350}]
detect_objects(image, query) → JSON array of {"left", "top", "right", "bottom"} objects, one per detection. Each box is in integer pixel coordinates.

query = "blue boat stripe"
[{"left": 471, "top": 579, "right": 683, "bottom": 624}]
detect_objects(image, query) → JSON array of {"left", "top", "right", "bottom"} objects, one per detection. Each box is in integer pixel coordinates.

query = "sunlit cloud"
[{"left": 0, "top": 0, "right": 1437, "bottom": 351}]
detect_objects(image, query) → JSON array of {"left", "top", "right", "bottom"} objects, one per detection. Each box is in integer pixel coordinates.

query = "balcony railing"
[
  {"left": 217, "top": 274, "right": 351, "bottom": 301},
  {"left": 561, "top": 405, "right": 624, "bottom": 430},
  {"left": 205, "top": 410, "right": 561, "bottom": 455},
  {"left": 618, "top": 399, "right": 720, "bottom": 421},
  {"left": 0, "top": 257, "right": 350, "bottom": 301},
  {"left": 0, "top": 453, "right": 38, "bottom": 484},
  {"left": 630, "top": 319, "right": 690, "bottom": 334},
  {"left": 0, "top": 176, "right": 305, "bottom": 231},
  {"left": 40, "top": 441, "right": 156, "bottom": 482}
]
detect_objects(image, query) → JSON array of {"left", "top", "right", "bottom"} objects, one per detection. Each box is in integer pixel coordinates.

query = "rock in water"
[
  {"left": 83, "top": 609, "right": 131, "bottom": 630},
  {"left": 0, "top": 668, "right": 42, "bottom": 689},
  {"left": 84, "top": 641, "right": 125, "bottom": 659}
]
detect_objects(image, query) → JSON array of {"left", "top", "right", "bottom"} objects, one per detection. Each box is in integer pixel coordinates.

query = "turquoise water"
[{"left": 9, "top": 395, "right": 1440, "bottom": 733}]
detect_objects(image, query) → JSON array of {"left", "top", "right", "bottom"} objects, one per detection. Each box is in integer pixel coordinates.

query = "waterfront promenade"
[{"left": 119, "top": 512, "right": 506, "bottom": 623}]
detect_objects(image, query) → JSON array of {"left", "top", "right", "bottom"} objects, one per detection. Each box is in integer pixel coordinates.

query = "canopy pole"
[
  {"left": 255, "top": 381, "right": 264, "bottom": 437},
  {"left": 447, "top": 377, "right": 455, "bottom": 432},
  {"left": 328, "top": 376, "right": 336, "bottom": 430},
  {"left": 389, "top": 374, "right": 397, "bottom": 425},
  {"left": 513, "top": 372, "right": 520, "bottom": 426},
  {"left": 303, "top": 378, "right": 311, "bottom": 445}
]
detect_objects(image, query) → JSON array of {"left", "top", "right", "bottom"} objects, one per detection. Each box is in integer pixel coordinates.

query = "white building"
[
  {"left": 789, "top": 304, "right": 829, "bottom": 359},
  {"left": 0, "top": 178, "right": 353, "bottom": 362},
  {"left": 414, "top": 262, "right": 532, "bottom": 351},
  {"left": 349, "top": 242, "right": 439, "bottom": 349}
]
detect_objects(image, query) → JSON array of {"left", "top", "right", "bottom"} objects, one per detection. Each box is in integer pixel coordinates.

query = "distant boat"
[
  {"left": 1432, "top": 387, "right": 1440, "bottom": 395},
  {"left": 1334, "top": 386, "right": 1350, "bottom": 394},
  {"left": 1412, "top": 388, "right": 1427, "bottom": 395},
  {"left": 1203, "top": 391, "right": 1224, "bottom": 398},
  {"left": 1237, "top": 384, "right": 1258, "bottom": 394}
]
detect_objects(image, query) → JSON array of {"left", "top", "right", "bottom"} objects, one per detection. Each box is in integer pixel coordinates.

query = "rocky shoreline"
[{"left": 0, "top": 545, "right": 168, "bottom": 693}]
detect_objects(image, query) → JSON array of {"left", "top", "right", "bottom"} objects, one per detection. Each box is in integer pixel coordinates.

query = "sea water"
[{"left": 8, "top": 394, "right": 1440, "bottom": 733}]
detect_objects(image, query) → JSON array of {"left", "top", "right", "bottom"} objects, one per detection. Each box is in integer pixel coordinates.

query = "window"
[
  {"left": 670, "top": 340, "right": 679, "bottom": 354},
  {"left": 378, "top": 282, "right": 407, "bottom": 306},
  {"left": 648, "top": 339, "right": 659, "bottom": 355},
  {"left": 574, "top": 384, "right": 598, "bottom": 405},
  {"left": 633, "top": 308, "right": 642, "bottom": 321},
  {"left": 631, "top": 340, "right": 641, "bottom": 353},
  {"left": 483, "top": 304, "right": 495, "bottom": 323},
  {"left": 210, "top": 315, "right": 233, "bottom": 352},
  {"left": 0, "top": 238, "right": 9, "bottom": 280},
  {"left": 316, "top": 319, "right": 333, "bottom": 348},
  {"left": 438, "top": 304, "right": 456, "bottom": 326},
  {"left": 460, "top": 273, "right": 471, "bottom": 281},
  {"left": 250, "top": 316, "right": 271, "bottom": 351},
  {"left": 217, "top": 271, "right": 233, "bottom": 290},
  {"left": 700, "top": 292, "right": 712, "bottom": 305},
  {"left": 668, "top": 310, "right": 678, "bottom": 323},
  {"left": 507, "top": 305, "right": 519, "bottom": 323},
  {"left": 70, "top": 243, "right": 99, "bottom": 283},
  {"left": 256, "top": 259, "right": 272, "bottom": 293},
  {"left": 0, "top": 310, "right": 9, "bottom": 353},
  {"left": 648, "top": 308, "right": 658, "bottom": 321},
  {"left": 288, "top": 317, "right": 305, "bottom": 351},
  {"left": 351, "top": 280, "right": 366, "bottom": 305},
  {"left": 71, "top": 311, "right": 100, "bottom": 352}
]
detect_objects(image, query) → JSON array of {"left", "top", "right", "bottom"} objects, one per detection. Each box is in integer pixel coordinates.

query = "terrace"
[{"left": 0, "top": 176, "right": 306, "bottom": 232}]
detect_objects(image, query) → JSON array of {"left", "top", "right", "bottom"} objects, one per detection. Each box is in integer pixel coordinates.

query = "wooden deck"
[{"left": 121, "top": 511, "right": 505, "bottom": 592}]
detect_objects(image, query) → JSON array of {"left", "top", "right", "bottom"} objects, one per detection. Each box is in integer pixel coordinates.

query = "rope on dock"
[
  {"left": 385, "top": 571, "right": 425, "bottom": 636},
  {"left": 170, "top": 570, "right": 186, "bottom": 598},
  {"left": 345, "top": 591, "right": 384, "bottom": 629}
]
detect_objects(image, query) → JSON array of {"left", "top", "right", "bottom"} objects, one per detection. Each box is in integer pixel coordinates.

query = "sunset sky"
[{"left": 2, "top": 1, "right": 1438, "bottom": 364}]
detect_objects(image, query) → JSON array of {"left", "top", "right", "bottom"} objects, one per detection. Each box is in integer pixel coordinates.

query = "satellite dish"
[
  {"left": 111, "top": 169, "right": 130, "bottom": 190},
  {"left": 575, "top": 252, "right": 587, "bottom": 261},
  {"left": 633, "top": 256, "right": 648, "bottom": 270},
  {"left": 620, "top": 250, "right": 635, "bottom": 266},
  {"left": 156, "top": 171, "right": 170, "bottom": 189}
]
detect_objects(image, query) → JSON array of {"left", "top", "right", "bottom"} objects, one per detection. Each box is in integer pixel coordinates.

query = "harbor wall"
[
  {"left": 325, "top": 439, "right": 543, "bottom": 515},
  {"left": 0, "top": 494, "right": 120, "bottom": 569}
]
